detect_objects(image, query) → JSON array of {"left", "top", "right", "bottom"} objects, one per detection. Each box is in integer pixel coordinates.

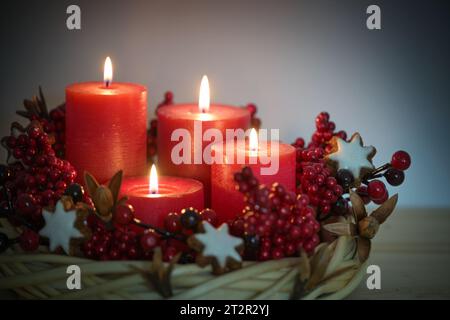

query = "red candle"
[
  {"left": 157, "top": 76, "right": 251, "bottom": 205},
  {"left": 211, "top": 129, "right": 296, "bottom": 223},
  {"left": 66, "top": 57, "right": 147, "bottom": 184},
  {"left": 120, "top": 165, "right": 204, "bottom": 228}
]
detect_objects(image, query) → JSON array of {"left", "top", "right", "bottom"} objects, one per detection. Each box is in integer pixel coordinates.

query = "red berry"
[
  {"left": 164, "top": 212, "right": 182, "bottom": 233},
  {"left": 271, "top": 247, "right": 284, "bottom": 260},
  {"left": 114, "top": 204, "right": 135, "bottom": 225},
  {"left": 6, "top": 136, "right": 16, "bottom": 148},
  {"left": 356, "top": 185, "right": 371, "bottom": 204},
  {"left": 289, "top": 226, "right": 302, "bottom": 240},
  {"left": 367, "top": 180, "right": 387, "bottom": 201},
  {"left": 164, "top": 91, "right": 173, "bottom": 103},
  {"left": 163, "top": 246, "right": 178, "bottom": 262},
  {"left": 140, "top": 230, "right": 159, "bottom": 252},
  {"left": 199, "top": 208, "right": 217, "bottom": 226},
  {"left": 300, "top": 224, "right": 313, "bottom": 238},
  {"left": 15, "top": 193, "right": 37, "bottom": 216},
  {"left": 19, "top": 229, "right": 40, "bottom": 251},
  {"left": 373, "top": 190, "right": 389, "bottom": 204},
  {"left": 13, "top": 148, "right": 24, "bottom": 159},
  {"left": 391, "top": 150, "right": 411, "bottom": 171},
  {"left": 259, "top": 249, "right": 271, "bottom": 261},
  {"left": 246, "top": 103, "right": 257, "bottom": 116},
  {"left": 285, "top": 242, "right": 297, "bottom": 256},
  {"left": 128, "top": 246, "right": 139, "bottom": 259}
]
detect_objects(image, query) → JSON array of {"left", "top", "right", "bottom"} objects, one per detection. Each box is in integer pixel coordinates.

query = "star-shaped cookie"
[
  {"left": 39, "top": 200, "right": 83, "bottom": 254},
  {"left": 188, "top": 222, "right": 244, "bottom": 274},
  {"left": 326, "top": 133, "right": 376, "bottom": 181}
]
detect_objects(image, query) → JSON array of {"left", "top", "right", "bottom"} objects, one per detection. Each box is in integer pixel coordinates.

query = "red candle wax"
[
  {"left": 66, "top": 82, "right": 147, "bottom": 184},
  {"left": 120, "top": 176, "right": 204, "bottom": 228},
  {"left": 211, "top": 140, "right": 296, "bottom": 224},
  {"left": 157, "top": 104, "right": 250, "bottom": 205}
]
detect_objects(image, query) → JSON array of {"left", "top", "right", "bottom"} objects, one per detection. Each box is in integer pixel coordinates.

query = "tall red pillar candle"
[
  {"left": 66, "top": 57, "right": 147, "bottom": 184},
  {"left": 157, "top": 76, "right": 250, "bottom": 205},
  {"left": 120, "top": 165, "right": 204, "bottom": 228},
  {"left": 211, "top": 133, "right": 296, "bottom": 224}
]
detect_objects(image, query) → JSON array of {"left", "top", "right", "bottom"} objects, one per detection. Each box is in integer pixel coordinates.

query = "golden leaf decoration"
[
  {"left": 371, "top": 194, "right": 398, "bottom": 224},
  {"left": 350, "top": 190, "right": 367, "bottom": 222},
  {"left": 323, "top": 222, "right": 357, "bottom": 237},
  {"left": 357, "top": 237, "right": 371, "bottom": 263}
]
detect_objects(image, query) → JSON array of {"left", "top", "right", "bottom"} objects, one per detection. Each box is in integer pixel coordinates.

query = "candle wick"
[{"left": 105, "top": 80, "right": 110, "bottom": 88}]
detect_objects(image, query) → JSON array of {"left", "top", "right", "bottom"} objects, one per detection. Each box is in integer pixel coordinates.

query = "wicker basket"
[{"left": 0, "top": 213, "right": 366, "bottom": 300}]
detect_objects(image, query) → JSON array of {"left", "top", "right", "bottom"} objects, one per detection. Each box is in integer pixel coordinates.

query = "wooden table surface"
[{"left": 347, "top": 208, "right": 450, "bottom": 299}]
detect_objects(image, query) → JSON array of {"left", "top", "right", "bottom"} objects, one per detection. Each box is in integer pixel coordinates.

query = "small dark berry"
[
  {"left": 180, "top": 207, "right": 200, "bottom": 230},
  {"left": 332, "top": 197, "right": 348, "bottom": 215},
  {"left": 384, "top": 168, "right": 405, "bottom": 186},
  {"left": 336, "top": 169, "right": 354, "bottom": 189},
  {"left": 64, "top": 183, "right": 85, "bottom": 203}
]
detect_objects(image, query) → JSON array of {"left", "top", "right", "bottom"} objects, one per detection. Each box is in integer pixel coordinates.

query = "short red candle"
[
  {"left": 157, "top": 104, "right": 250, "bottom": 205},
  {"left": 120, "top": 176, "right": 204, "bottom": 228},
  {"left": 66, "top": 58, "right": 147, "bottom": 184},
  {"left": 211, "top": 140, "right": 296, "bottom": 224}
]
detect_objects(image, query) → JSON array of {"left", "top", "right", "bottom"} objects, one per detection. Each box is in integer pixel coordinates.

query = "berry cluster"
[
  {"left": 292, "top": 113, "right": 346, "bottom": 217},
  {"left": 45, "top": 105, "right": 66, "bottom": 158},
  {"left": 309, "top": 112, "right": 347, "bottom": 151},
  {"left": 147, "top": 92, "right": 174, "bottom": 162},
  {"left": 0, "top": 125, "right": 76, "bottom": 229},
  {"left": 15, "top": 88, "right": 66, "bottom": 158},
  {"left": 83, "top": 203, "right": 218, "bottom": 262},
  {"left": 230, "top": 167, "right": 320, "bottom": 260},
  {"left": 83, "top": 213, "right": 142, "bottom": 260},
  {"left": 357, "top": 150, "right": 411, "bottom": 204}
]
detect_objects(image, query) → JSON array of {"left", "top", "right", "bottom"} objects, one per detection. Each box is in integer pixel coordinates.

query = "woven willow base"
[{"left": 0, "top": 235, "right": 365, "bottom": 300}]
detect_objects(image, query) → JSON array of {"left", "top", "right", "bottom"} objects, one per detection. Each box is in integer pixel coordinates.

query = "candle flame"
[
  {"left": 149, "top": 164, "right": 158, "bottom": 194},
  {"left": 249, "top": 128, "right": 258, "bottom": 156},
  {"left": 104, "top": 57, "right": 113, "bottom": 87},
  {"left": 198, "top": 75, "right": 210, "bottom": 113}
]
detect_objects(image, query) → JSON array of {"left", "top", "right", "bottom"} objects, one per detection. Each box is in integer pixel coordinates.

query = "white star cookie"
[
  {"left": 39, "top": 200, "right": 83, "bottom": 255},
  {"left": 327, "top": 133, "right": 376, "bottom": 180},
  {"left": 188, "top": 222, "right": 243, "bottom": 274}
]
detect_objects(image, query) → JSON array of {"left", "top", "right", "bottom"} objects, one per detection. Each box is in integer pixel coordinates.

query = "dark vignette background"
[{"left": 0, "top": 0, "right": 449, "bottom": 208}]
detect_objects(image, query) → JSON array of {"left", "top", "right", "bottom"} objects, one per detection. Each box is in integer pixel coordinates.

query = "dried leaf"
[
  {"left": 371, "top": 194, "right": 398, "bottom": 224},
  {"left": 93, "top": 186, "right": 114, "bottom": 217},
  {"left": 23, "top": 99, "right": 35, "bottom": 112},
  {"left": 38, "top": 86, "right": 49, "bottom": 117},
  {"left": 350, "top": 191, "right": 367, "bottom": 222},
  {"left": 84, "top": 171, "right": 100, "bottom": 198},
  {"left": 16, "top": 110, "right": 31, "bottom": 119},
  {"left": 108, "top": 170, "right": 123, "bottom": 204},
  {"left": 357, "top": 237, "right": 371, "bottom": 263},
  {"left": 358, "top": 216, "right": 380, "bottom": 239},
  {"left": 323, "top": 222, "right": 357, "bottom": 236}
]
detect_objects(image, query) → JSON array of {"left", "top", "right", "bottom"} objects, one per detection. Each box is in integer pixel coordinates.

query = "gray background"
[{"left": 1, "top": 0, "right": 449, "bottom": 208}]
